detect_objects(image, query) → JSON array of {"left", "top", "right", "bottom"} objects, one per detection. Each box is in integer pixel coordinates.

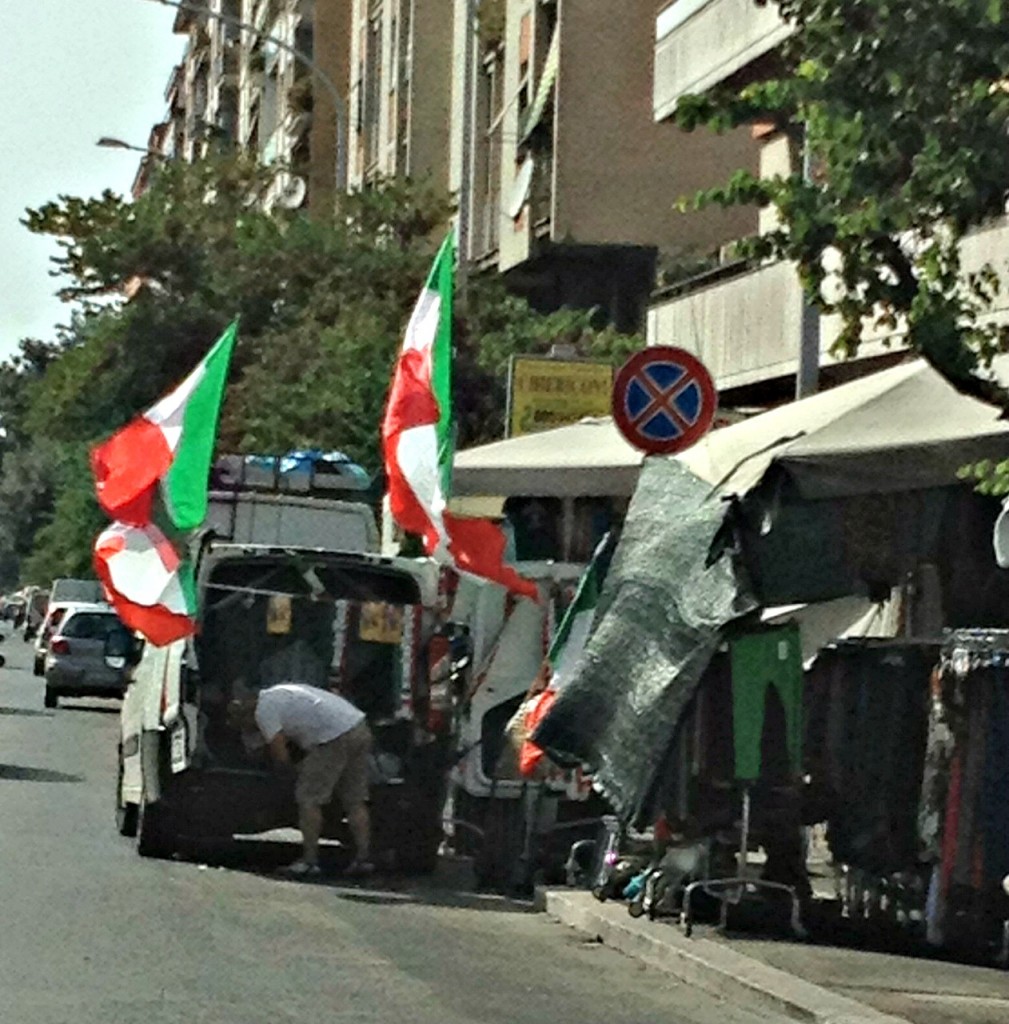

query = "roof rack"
[{"left": 210, "top": 452, "right": 372, "bottom": 499}]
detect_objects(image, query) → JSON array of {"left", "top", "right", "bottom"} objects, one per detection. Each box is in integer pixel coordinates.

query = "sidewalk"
[{"left": 537, "top": 889, "right": 1009, "bottom": 1024}]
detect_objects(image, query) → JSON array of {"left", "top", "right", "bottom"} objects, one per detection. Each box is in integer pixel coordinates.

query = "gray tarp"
[{"left": 533, "top": 458, "right": 757, "bottom": 823}]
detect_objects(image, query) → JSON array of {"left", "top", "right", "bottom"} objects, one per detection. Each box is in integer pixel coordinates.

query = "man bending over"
[{"left": 230, "top": 681, "right": 374, "bottom": 879}]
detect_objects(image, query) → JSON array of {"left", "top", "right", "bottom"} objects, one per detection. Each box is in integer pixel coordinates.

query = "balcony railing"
[
  {"left": 654, "top": 0, "right": 792, "bottom": 121},
  {"left": 647, "top": 218, "right": 1009, "bottom": 389}
]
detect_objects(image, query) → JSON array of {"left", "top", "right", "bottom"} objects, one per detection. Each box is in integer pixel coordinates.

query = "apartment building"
[
  {"left": 345, "top": 0, "right": 453, "bottom": 191},
  {"left": 648, "top": 0, "right": 1009, "bottom": 402},
  {"left": 341, "top": 0, "right": 758, "bottom": 330},
  {"left": 459, "top": 0, "right": 760, "bottom": 330},
  {"left": 134, "top": 1, "right": 350, "bottom": 212}
]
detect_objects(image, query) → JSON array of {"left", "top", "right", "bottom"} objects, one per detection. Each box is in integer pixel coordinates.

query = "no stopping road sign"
[{"left": 612, "top": 346, "right": 717, "bottom": 455}]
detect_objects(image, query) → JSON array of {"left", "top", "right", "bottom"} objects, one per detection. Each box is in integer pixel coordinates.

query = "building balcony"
[
  {"left": 647, "top": 218, "right": 1009, "bottom": 391},
  {"left": 654, "top": 0, "right": 793, "bottom": 121}
]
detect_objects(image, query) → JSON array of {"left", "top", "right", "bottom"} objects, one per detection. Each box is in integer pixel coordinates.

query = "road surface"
[{"left": 0, "top": 626, "right": 787, "bottom": 1024}]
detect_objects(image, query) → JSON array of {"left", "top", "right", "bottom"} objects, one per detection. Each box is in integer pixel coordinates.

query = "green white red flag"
[
  {"left": 91, "top": 321, "right": 237, "bottom": 646},
  {"left": 519, "top": 535, "right": 607, "bottom": 778},
  {"left": 546, "top": 549, "right": 603, "bottom": 690},
  {"left": 91, "top": 320, "right": 237, "bottom": 530},
  {"left": 381, "top": 234, "right": 538, "bottom": 601},
  {"left": 94, "top": 522, "right": 198, "bottom": 647}
]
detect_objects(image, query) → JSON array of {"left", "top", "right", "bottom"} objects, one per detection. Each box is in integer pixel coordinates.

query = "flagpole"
[{"left": 141, "top": 0, "right": 348, "bottom": 196}]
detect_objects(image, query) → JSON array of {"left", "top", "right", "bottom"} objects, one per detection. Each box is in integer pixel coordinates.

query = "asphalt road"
[{"left": 0, "top": 626, "right": 787, "bottom": 1024}]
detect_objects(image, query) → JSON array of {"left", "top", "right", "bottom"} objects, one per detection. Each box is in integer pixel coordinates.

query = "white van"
[{"left": 113, "top": 541, "right": 450, "bottom": 871}]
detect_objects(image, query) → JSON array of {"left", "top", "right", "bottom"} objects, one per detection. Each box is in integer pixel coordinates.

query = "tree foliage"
[
  {"left": 0, "top": 155, "right": 638, "bottom": 584},
  {"left": 675, "top": 0, "right": 1009, "bottom": 411}
]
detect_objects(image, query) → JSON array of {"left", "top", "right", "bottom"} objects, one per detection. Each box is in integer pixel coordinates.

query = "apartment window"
[
  {"left": 477, "top": 48, "right": 504, "bottom": 254},
  {"left": 387, "top": 14, "right": 398, "bottom": 162},
  {"left": 222, "top": 0, "right": 241, "bottom": 42},
  {"left": 219, "top": 85, "right": 240, "bottom": 143},
  {"left": 294, "top": 15, "right": 313, "bottom": 60}
]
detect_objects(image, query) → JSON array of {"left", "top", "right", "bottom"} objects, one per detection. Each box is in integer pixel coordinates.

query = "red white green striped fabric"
[
  {"left": 91, "top": 321, "right": 237, "bottom": 530},
  {"left": 382, "top": 235, "right": 538, "bottom": 601},
  {"left": 94, "top": 522, "right": 198, "bottom": 647}
]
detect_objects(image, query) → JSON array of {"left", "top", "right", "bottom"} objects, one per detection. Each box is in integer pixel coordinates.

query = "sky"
[{"left": 0, "top": 0, "right": 184, "bottom": 359}]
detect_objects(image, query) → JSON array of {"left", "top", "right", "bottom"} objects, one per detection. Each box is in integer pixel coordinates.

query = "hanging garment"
[
  {"left": 954, "top": 679, "right": 990, "bottom": 887},
  {"left": 729, "top": 627, "right": 803, "bottom": 782},
  {"left": 822, "top": 643, "right": 933, "bottom": 874},
  {"left": 981, "top": 669, "right": 1009, "bottom": 886},
  {"left": 940, "top": 753, "right": 963, "bottom": 897},
  {"left": 918, "top": 669, "right": 956, "bottom": 862}
]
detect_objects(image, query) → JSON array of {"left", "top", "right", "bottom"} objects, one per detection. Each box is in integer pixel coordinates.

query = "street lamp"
[
  {"left": 138, "top": 0, "right": 348, "bottom": 196},
  {"left": 97, "top": 136, "right": 161, "bottom": 156}
]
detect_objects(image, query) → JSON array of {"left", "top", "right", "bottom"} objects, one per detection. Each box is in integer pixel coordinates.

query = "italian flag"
[
  {"left": 382, "top": 234, "right": 538, "bottom": 601},
  {"left": 94, "top": 522, "right": 198, "bottom": 647},
  {"left": 91, "top": 321, "right": 238, "bottom": 531},
  {"left": 546, "top": 550, "right": 602, "bottom": 691},
  {"left": 519, "top": 538, "right": 605, "bottom": 778}
]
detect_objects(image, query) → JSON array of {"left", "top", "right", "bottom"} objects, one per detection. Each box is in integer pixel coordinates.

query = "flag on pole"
[
  {"left": 91, "top": 321, "right": 237, "bottom": 646},
  {"left": 382, "top": 234, "right": 538, "bottom": 601},
  {"left": 519, "top": 534, "right": 610, "bottom": 777},
  {"left": 91, "top": 320, "right": 238, "bottom": 530},
  {"left": 93, "top": 522, "right": 198, "bottom": 647},
  {"left": 546, "top": 550, "right": 603, "bottom": 691}
]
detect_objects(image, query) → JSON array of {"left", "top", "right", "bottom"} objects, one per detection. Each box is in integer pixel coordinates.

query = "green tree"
[
  {"left": 7, "top": 155, "right": 639, "bottom": 580},
  {"left": 675, "top": 0, "right": 1009, "bottom": 414}
]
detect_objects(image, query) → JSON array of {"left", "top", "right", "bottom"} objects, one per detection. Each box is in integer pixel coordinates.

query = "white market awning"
[{"left": 452, "top": 417, "right": 643, "bottom": 498}]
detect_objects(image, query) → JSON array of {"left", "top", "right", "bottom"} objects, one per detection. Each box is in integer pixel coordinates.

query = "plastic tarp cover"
[{"left": 533, "top": 458, "right": 757, "bottom": 824}]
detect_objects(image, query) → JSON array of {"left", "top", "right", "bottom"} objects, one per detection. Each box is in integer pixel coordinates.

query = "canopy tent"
[
  {"left": 533, "top": 356, "right": 1009, "bottom": 823},
  {"left": 454, "top": 356, "right": 1009, "bottom": 504},
  {"left": 452, "top": 417, "right": 643, "bottom": 498},
  {"left": 680, "top": 355, "right": 1009, "bottom": 499}
]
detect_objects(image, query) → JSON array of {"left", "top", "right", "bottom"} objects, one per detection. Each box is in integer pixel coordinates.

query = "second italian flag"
[{"left": 382, "top": 234, "right": 538, "bottom": 600}]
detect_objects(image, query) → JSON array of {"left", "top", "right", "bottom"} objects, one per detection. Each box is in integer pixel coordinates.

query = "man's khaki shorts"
[{"left": 295, "top": 721, "right": 372, "bottom": 809}]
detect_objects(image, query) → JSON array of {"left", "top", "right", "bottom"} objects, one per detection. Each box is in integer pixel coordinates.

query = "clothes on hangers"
[{"left": 729, "top": 627, "right": 803, "bottom": 783}]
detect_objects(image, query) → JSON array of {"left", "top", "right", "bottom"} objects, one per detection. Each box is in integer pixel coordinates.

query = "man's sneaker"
[
  {"left": 343, "top": 859, "right": 375, "bottom": 879},
  {"left": 278, "top": 859, "right": 322, "bottom": 880}
]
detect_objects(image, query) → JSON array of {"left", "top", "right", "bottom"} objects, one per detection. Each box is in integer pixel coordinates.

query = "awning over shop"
[
  {"left": 452, "top": 417, "right": 643, "bottom": 498},
  {"left": 533, "top": 355, "right": 1009, "bottom": 823},
  {"left": 679, "top": 356, "right": 1009, "bottom": 499}
]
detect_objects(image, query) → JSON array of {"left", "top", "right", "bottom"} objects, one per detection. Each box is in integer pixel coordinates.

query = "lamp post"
[
  {"left": 457, "top": 0, "right": 480, "bottom": 306},
  {"left": 139, "top": 0, "right": 348, "bottom": 195},
  {"left": 97, "top": 136, "right": 163, "bottom": 156}
]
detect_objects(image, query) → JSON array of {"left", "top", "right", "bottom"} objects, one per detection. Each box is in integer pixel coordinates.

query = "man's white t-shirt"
[{"left": 255, "top": 683, "right": 365, "bottom": 749}]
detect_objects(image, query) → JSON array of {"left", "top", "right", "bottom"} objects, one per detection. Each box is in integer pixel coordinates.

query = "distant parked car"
[
  {"left": 34, "top": 603, "right": 71, "bottom": 676},
  {"left": 43, "top": 604, "right": 126, "bottom": 709},
  {"left": 22, "top": 588, "right": 49, "bottom": 642},
  {"left": 5, "top": 597, "right": 26, "bottom": 628}
]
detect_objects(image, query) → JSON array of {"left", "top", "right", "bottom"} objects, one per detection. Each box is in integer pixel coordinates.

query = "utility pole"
[
  {"left": 142, "top": 0, "right": 348, "bottom": 195},
  {"left": 456, "top": 0, "right": 479, "bottom": 307},
  {"left": 795, "top": 126, "right": 820, "bottom": 399}
]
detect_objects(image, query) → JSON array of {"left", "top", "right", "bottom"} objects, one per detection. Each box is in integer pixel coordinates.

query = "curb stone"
[{"left": 536, "top": 888, "right": 912, "bottom": 1024}]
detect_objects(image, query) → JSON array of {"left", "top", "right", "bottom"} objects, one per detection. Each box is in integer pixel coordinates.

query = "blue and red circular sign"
[{"left": 612, "top": 346, "right": 717, "bottom": 455}]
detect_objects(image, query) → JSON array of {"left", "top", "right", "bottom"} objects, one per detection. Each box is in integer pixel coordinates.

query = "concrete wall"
[
  {"left": 308, "top": 0, "right": 351, "bottom": 211},
  {"left": 495, "top": 0, "right": 760, "bottom": 275},
  {"left": 653, "top": 0, "right": 792, "bottom": 120},
  {"left": 552, "top": 0, "right": 759, "bottom": 262},
  {"left": 408, "top": 0, "right": 453, "bottom": 190}
]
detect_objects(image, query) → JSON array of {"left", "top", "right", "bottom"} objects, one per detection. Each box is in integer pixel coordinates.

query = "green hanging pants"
[{"left": 729, "top": 626, "right": 803, "bottom": 782}]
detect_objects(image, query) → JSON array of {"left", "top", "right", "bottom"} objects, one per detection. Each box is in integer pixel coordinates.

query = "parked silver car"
[{"left": 44, "top": 605, "right": 127, "bottom": 709}]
